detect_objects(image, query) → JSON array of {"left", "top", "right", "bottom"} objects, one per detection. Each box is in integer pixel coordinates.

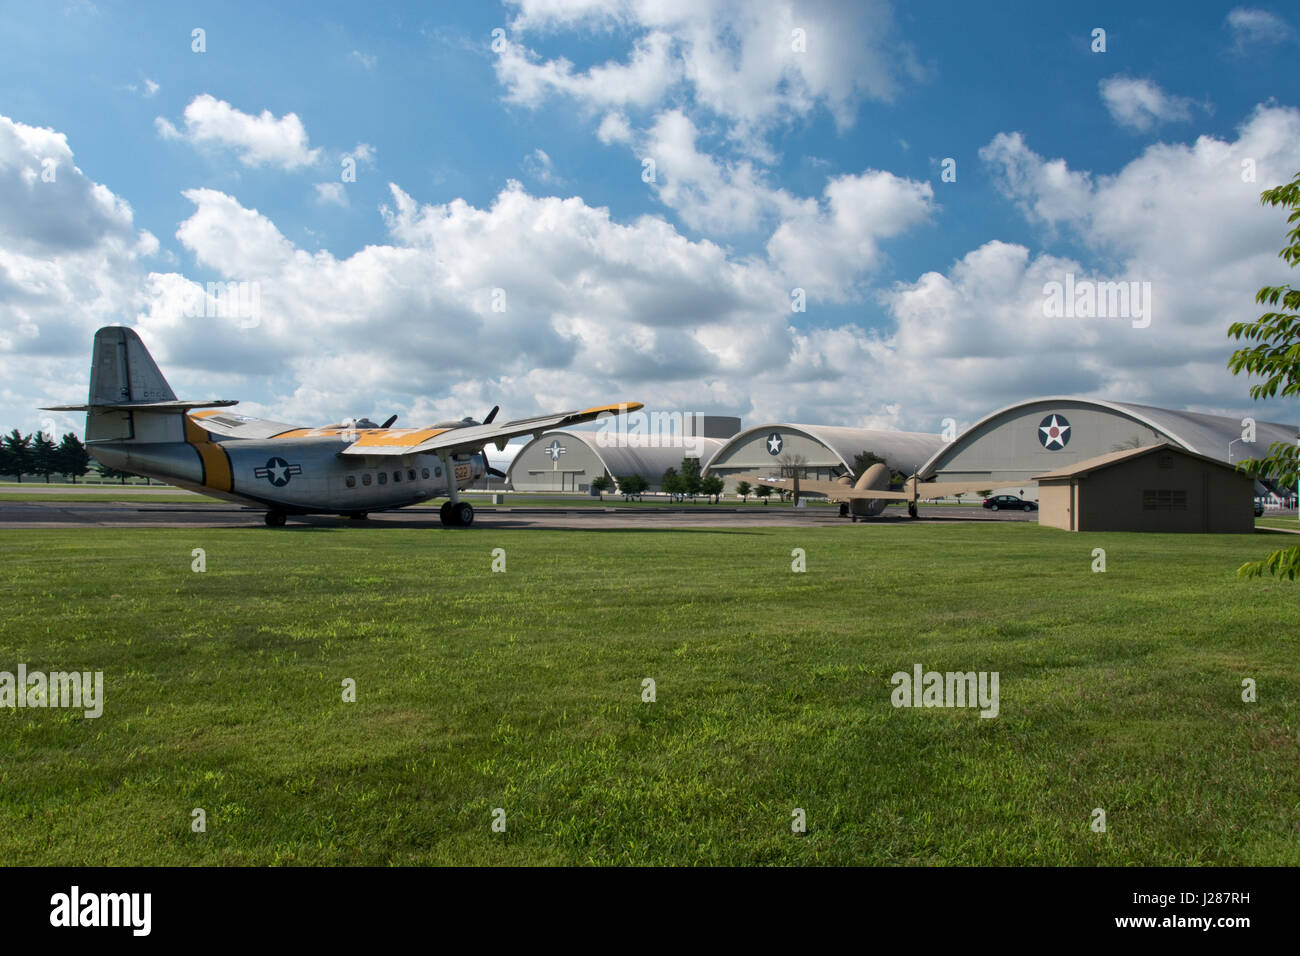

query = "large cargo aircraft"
[{"left": 44, "top": 326, "right": 641, "bottom": 527}]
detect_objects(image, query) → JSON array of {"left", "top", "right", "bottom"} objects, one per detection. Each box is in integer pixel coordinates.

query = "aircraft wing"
[
  {"left": 910, "top": 480, "right": 1000, "bottom": 500},
  {"left": 338, "top": 402, "right": 644, "bottom": 457},
  {"left": 735, "top": 474, "right": 912, "bottom": 501},
  {"left": 737, "top": 474, "right": 998, "bottom": 502}
]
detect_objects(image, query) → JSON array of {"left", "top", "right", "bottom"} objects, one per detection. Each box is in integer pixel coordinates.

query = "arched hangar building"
[
  {"left": 507, "top": 432, "right": 727, "bottom": 493},
  {"left": 705, "top": 424, "right": 945, "bottom": 493},
  {"left": 507, "top": 414, "right": 742, "bottom": 493},
  {"left": 917, "top": 397, "right": 1295, "bottom": 497}
]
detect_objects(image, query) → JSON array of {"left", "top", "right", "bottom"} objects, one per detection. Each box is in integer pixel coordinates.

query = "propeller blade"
[
  {"left": 380, "top": 414, "right": 398, "bottom": 429},
  {"left": 487, "top": 466, "right": 507, "bottom": 479},
  {"left": 483, "top": 405, "right": 499, "bottom": 425}
]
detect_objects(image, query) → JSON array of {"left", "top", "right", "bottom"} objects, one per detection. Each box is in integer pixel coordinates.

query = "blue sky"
[{"left": 1, "top": 0, "right": 1298, "bottom": 443}]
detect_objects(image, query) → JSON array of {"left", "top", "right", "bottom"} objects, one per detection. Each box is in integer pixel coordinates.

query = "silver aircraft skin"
[{"left": 45, "top": 326, "right": 642, "bottom": 527}]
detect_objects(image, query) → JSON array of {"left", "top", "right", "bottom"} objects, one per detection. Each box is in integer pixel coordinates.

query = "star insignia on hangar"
[
  {"left": 254, "top": 456, "right": 302, "bottom": 487},
  {"left": 766, "top": 433, "right": 783, "bottom": 455},
  {"left": 545, "top": 439, "right": 567, "bottom": 461},
  {"left": 1038, "top": 414, "right": 1071, "bottom": 450}
]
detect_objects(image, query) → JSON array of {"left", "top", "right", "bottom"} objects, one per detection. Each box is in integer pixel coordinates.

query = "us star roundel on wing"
[{"left": 1038, "top": 414, "right": 1071, "bottom": 450}]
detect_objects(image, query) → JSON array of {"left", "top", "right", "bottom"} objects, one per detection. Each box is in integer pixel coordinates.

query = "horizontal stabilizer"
[{"left": 41, "top": 400, "right": 238, "bottom": 412}]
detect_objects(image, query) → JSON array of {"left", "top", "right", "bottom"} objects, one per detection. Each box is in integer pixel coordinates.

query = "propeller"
[
  {"left": 483, "top": 405, "right": 499, "bottom": 425},
  {"left": 487, "top": 466, "right": 507, "bottom": 479},
  {"left": 380, "top": 414, "right": 398, "bottom": 429}
]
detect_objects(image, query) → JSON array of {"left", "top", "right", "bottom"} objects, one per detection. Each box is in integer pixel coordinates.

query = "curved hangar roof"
[
  {"left": 918, "top": 396, "right": 1297, "bottom": 483},
  {"left": 706, "top": 423, "right": 945, "bottom": 477},
  {"left": 507, "top": 430, "right": 726, "bottom": 492}
]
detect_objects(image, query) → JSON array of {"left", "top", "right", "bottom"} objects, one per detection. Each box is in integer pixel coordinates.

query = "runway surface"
[{"left": 0, "top": 500, "right": 1038, "bottom": 530}]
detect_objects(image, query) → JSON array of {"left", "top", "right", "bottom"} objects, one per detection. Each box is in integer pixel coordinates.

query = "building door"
[{"left": 1201, "top": 472, "right": 1210, "bottom": 532}]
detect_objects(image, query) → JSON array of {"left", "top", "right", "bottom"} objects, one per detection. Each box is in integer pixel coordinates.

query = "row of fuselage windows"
[{"left": 345, "top": 466, "right": 441, "bottom": 489}]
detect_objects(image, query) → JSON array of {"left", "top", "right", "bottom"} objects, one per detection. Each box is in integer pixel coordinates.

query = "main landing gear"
[
  {"left": 438, "top": 451, "right": 474, "bottom": 527},
  {"left": 264, "top": 510, "right": 287, "bottom": 527},
  {"left": 908, "top": 502, "right": 918, "bottom": 519},
  {"left": 440, "top": 501, "right": 474, "bottom": 527}
]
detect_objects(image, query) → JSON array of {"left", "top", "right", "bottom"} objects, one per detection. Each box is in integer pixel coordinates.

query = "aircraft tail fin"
[
  {"left": 40, "top": 327, "right": 235, "bottom": 443},
  {"left": 90, "top": 326, "right": 177, "bottom": 405}
]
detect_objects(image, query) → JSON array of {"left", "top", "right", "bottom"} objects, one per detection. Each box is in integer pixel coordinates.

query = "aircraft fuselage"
[{"left": 91, "top": 427, "right": 487, "bottom": 516}]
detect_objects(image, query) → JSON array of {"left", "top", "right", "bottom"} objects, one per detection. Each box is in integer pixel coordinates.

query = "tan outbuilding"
[{"left": 1034, "top": 442, "right": 1256, "bottom": 533}]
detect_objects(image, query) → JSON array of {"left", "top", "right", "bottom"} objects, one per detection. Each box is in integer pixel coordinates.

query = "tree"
[
  {"left": 617, "top": 474, "right": 647, "bottom": 500},
  {"left": 661, "top": 467, "right": 681, "bottom": 501},
  {"left": 590, "top": 474, "right": 612, "bottom": 499},
  {"left": 777, "top": 452, "right": 807, "bottom": 479},
  {"left": 57, "top": 433, "right": 90, "bottom": 483},
  {"left": 853, "top": 449, "right": 907, "bottom": 488},
  {"left": 755, "top": 484, "right": 772, "bottom": 505},
  {"left": 735, "top": 480, "right": 752, "bottom": 503},
  {"left": 97, "top": 462, "right": 132, "bottom": 484},
  {"left": 2, "top": 430, "right": 31, "bottom": 482},
  {"left": 680, "top": 457, "right": 703, "bottom": 502},
  {"left": 1228, "top": 168, "right": 1300, "bottom": 579},
  {"left": 700, "top": 474, "right": 724, "bottom": 503},
  {"left": 853, "top": 450, "right": 886, "bottom": 475},
  {"left": 30, "top": 432, "right": 59, "bottom": 483}
]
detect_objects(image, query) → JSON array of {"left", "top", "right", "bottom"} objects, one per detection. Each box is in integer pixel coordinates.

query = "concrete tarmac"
[{"left": 0, "top": 500, "right": 1038, "bottom": 530}]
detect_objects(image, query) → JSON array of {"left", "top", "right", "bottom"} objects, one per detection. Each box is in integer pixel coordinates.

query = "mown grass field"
[{"left": 0, "top": 523, "right": 1296, "bottom": 866}]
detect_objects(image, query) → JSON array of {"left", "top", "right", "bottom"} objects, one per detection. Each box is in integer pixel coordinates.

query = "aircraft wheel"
[
  {"left": 349, "top": 512, "right": 369, "bottom": 520},
  {"left": 908, "top": 503, "right": 918, "bottom": 519},
  {"left": 455, "top": 502, "right": 474, "bottom": 527},
  {"left": 439, "top": 502, "right": 455, "bottom": 527},
  {"left": 265, "top": 511, "right": 286, "bottom": 527}
]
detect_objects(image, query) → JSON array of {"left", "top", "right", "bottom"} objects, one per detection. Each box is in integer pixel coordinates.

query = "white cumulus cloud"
[
  {"left": 1099, "top": 75, "right": 1199, "bottom": 132},
  {"left": 155, "top": 94, "right": 322, "bottom": 170}
]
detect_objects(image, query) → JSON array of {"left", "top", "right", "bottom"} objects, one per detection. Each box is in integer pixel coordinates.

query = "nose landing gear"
[{"left": 264, "top": 510, "right": 287, "bottom": 527}]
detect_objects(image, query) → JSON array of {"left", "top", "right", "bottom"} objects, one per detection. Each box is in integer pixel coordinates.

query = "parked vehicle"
[{"left": 983, "top": 494, "right": 1037, "bottom": 512}]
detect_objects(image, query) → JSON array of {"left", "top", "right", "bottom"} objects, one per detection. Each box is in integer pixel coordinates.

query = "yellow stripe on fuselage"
[{"left": 184, "top": 415, "right": 233, "bottom": 492}]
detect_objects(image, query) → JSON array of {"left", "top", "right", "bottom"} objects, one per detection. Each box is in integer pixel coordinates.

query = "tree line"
[
  {"left": 588, "top": 456, "right": 776, "bottom": 503},
  {"left": 0, "top": 429, "right": 141, "bottom": 483}
]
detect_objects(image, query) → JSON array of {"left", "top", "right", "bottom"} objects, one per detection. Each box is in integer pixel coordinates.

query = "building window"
[
  {"left": 346, "top": 475, "right": 356, "bottom": 488},
  {"left": 421, "top": 468, "right": 430, "bottom": 479},
  {"left": 378, "top": 472, "right": 387, "bottom": 485},
  {"left": 362, "top": 474, "right": 372, "bottom": 486},
  {"left": 1142, "top": 489, "right": 1186, "bottom": 511}
]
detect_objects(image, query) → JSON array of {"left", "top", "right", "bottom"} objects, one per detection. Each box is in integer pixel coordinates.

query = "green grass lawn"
[{"left": 0, "top": 523, "right": 1296, "bottom": 866}]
